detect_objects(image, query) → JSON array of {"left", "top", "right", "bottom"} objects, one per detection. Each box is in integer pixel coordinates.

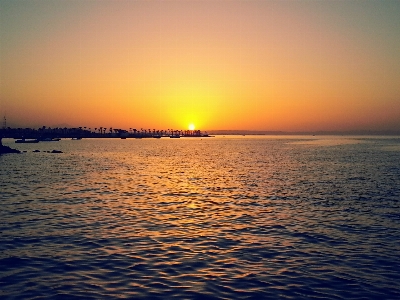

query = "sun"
[{"left": 188, "top": 124, "right": 195, "bottom": 131}]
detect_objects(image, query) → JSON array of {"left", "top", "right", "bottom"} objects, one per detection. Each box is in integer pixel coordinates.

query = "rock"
[
  {"left": 0, "top": 145, "right": 21, "bottom": 154},
  {"left": 33, "top": 150, "right": 40, "bottom": 152},
  {"left": 51, "top": 150, "right": 63, "bottom": 153},
  {"left": 1, "top": 138, "right": 21, "bottom": 154}
]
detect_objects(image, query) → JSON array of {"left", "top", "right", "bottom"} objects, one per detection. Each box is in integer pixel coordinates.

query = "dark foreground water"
[{"left": 1, "top": 136, "right": 400, "bottom": 299}]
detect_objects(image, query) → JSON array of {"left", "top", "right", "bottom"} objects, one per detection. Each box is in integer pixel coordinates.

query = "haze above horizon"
[{"left": 1, "top": 0, "right": 400, "bottom": 132}]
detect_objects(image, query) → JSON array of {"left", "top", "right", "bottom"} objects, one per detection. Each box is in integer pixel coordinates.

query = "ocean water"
[{"left": 1, "top": 136, "right": 400, "bottom": 299}]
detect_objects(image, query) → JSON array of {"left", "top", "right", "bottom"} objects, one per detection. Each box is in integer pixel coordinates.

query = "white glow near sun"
[{"left": 189, "top": 124, "right": 195, "bottom": 130}]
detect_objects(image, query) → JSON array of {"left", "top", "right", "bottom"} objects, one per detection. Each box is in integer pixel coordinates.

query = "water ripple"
[{"left": 1, "top": 137, "right": 400, "bottom": 299}]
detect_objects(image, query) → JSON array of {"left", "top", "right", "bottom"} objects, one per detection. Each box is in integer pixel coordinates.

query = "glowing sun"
[{"left": 188, "top": 124, "right": 195, "bottom": 131}]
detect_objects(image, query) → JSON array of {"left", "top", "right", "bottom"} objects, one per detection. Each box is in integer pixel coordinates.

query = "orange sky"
[{"left": 1, "top": 0, "right": 400, "bottom": 132}]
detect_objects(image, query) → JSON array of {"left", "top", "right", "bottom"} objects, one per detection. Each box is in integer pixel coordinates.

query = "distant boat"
[
  {"left": 15, "top": 139, "right": 39, "bottom": 143},
  {"left": 71, "top": 137, "right": 82, "bottom": 140}
]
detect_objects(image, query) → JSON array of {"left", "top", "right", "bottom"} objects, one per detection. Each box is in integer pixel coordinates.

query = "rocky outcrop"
[
  {"left": 0, "top": 146, "right": 20, "bottom": 154},
  {"left": 0, "top": 138, "right": 21, "bottom": 154}
]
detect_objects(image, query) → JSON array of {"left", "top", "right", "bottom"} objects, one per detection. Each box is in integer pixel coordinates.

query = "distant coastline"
[
  {"left": 0, "top": 126, "right": 209, "bottom": 140},
  {"left": 207, "top": 130, "right": 400, "bottom": 136},
  {"left": 2, "top": 126, "right": 400, "bottom": 140}
]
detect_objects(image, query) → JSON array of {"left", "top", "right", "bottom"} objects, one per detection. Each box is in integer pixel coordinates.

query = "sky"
[{"left": 1, "top": 0, "right": 400, "bottom": 132}]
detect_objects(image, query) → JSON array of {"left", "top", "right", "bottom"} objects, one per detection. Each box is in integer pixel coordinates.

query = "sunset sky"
[{"left": 1, "top": 0, "right": 400, "bottom": 132}]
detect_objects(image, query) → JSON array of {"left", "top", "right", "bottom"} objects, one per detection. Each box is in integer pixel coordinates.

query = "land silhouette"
[
  {"left": 1, "top": 126, "right": 209, "bottom": 140},
  {"left": 1, "top": 126, "right": 210, "bottom": 154}
]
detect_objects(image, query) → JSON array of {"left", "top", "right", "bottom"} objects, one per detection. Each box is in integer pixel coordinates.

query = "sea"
[{"left": 1, "top": 136, "right": 400, "bottom": 299}]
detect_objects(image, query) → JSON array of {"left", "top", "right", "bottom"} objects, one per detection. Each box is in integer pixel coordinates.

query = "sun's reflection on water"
[{"left": 2, "top": 137, "right": 400, "bottom": 298}]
